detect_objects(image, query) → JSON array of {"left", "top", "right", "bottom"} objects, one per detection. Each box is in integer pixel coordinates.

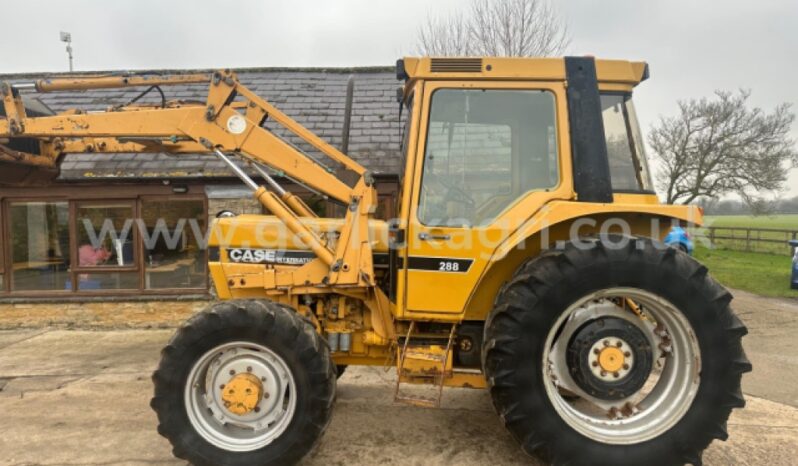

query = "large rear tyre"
[
  {"left": 151, "top": 299, "right": 336, "bottom": 466},
  {"left": 483, "top": 236, "right": 751, "bottom": 466}
]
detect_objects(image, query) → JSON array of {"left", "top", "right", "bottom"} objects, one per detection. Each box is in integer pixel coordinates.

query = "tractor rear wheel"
[
  {"left": 151, "top": 299, "right": 335, "bottom": 466},
  {"left": 483, "top": 236, "right": 751, "bottom": 466}
]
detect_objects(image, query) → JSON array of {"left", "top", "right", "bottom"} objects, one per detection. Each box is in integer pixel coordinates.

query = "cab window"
[
  {"left": 398, "top": 94, "right": 414, "bottom": 184},
  {"left": 418, "top": 89, "right": 558, "bottom": 227},
  {"left": 600, "top": 93, "right": 653, "bottom": 192}
]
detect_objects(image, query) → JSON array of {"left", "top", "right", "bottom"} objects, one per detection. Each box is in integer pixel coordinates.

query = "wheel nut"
[
  {"left": 219, "top": 384, "right": 225, "bottom": 389},
  {"left": 264, "top": 392, "right": 270, "bottom": 399},
  {"left": 622, "top": 363, "right": 630, "bottom": 370},
  {"left": 593, "top": 348, "right": 601, "bottom": 355},
  {"left": 603, "top": 340, "right": 610, "bottom": 347},
  {"left": 600, "top": 370, "right": 607, "bottom": 376},
  {"left": 254, "top": 406, "right": 261, "bottom": 413},
  {"left": 591, "top": 361, "right": 599, "bottom": 367},
  {"left": 229, "top": 369, "right": 236, "bottom": 375},
  {"left": 615, "top": 341, "right": 623, "bottom": 348},
  {"left": 247, "top": 366, "right": 252, "bottom": 372},
  {"left": 613, "top": 372, "right": 620, "bottom": 378},
  {"left": 624, "top": 351, "right": 631, "bottom": 357}
]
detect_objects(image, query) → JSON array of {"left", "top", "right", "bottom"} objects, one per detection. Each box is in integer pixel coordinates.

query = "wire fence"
[{"left": 701, "top": 226, "right": 798, "bottom": 255}]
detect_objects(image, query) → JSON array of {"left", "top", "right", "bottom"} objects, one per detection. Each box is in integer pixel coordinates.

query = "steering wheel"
[
  {"left": 426, "top": 172, "right": 476, "bottom": 208},
  {"left": 443, "top": 184, "right": 476, "bottom": 208}
]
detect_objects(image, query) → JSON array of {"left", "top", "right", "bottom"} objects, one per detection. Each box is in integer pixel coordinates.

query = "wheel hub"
[
  {"left": 590, "top": 338, "right": 634, "bottom": 381},
  {"left": 566, "top": 316, "right": 653, "bottom": 400},
  {"left": 221, "top": 373, "right": 264, "bottom": 416},
  {"left": 597, "top": 346, "right": 624, "bottom": 372}
]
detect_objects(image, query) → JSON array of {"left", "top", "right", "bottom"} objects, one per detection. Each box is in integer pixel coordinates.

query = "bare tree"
[
  {"left": 649, "top": 90, "right": 797, "bottom": 205},
  {"left": 417, "top": 0, "right": 570, "bottom": 57},
  {"left": 417, "top": 11, "right": 472, "bottom": 56}
]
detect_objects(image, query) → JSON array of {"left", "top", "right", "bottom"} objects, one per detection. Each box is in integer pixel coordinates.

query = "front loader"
[{"left": 0, "top": 56, "right": 750, "bottom": 466}]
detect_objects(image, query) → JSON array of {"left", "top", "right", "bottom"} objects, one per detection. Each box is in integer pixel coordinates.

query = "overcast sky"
[{"left": 1, "top": 0, "right": 795, "bottom": 196}]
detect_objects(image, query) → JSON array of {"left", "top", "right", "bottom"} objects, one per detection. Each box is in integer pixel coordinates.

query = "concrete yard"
[{"left": 0, "top": 289, "right": 797, "bottom": 465}]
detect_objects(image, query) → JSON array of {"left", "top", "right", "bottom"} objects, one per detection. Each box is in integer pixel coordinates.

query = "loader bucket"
[{"left": 0, "top": 147, "right": 60, "bottom": 186}]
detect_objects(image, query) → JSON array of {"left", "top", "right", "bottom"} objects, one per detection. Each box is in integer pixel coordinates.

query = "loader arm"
[{"left": 0, "top": 70, "right": 393, "bottom": 338}]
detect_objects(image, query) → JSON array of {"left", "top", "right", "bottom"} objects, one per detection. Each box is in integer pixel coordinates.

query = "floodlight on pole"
[{"left": 60, "top": 31, "right": 73, "bottom": 72}]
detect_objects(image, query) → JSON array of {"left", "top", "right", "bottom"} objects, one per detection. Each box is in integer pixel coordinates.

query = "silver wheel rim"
[
  {"left": 542, "top": 287, "right": 701, "bottom": 445},
  {"left": 185, "top": 341, "right": 297, "bottom": 452}
]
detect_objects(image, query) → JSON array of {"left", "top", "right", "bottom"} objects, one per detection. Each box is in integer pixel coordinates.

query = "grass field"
[
  {"left": 704, "top": 214, "right": 798, "bottom": 229},
  {"left": 695, "top": 246, "right": 798, "bottom": 299}
]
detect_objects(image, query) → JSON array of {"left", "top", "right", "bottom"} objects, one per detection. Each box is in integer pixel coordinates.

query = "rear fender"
[{"left": 461, "top": 200, "right": 702, "bottom": 320}]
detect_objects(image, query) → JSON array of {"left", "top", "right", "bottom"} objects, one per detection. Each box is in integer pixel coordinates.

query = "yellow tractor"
[{"left": 1, "top": 56, "right": 750, "bottom": 466}]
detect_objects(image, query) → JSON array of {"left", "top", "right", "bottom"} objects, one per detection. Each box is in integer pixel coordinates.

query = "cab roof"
[{"left": 399, "top": 57, "right": 649, "bottom": 87}]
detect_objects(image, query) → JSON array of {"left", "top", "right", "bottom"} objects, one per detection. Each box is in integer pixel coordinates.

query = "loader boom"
[{"left": 0, "top": 69, "right": 394, "bottom": 340}]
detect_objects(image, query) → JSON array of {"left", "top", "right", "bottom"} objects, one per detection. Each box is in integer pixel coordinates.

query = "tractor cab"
[{"left": 388, "top": 57, "right": 686, "bottom": 317}]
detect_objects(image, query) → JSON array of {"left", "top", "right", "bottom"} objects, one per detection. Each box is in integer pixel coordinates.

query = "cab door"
[{"left": 403, "top": 81, "right": 565, "bottom": 315}]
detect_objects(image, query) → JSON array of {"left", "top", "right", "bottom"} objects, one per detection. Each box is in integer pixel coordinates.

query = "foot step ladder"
[{"left": 393, "top": 321, "right": 457, "bottom": 408}]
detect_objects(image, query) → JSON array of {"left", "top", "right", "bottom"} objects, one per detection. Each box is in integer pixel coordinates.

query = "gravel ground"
[{"left": 0, "top": 288, "right": 795, "bottom": 465}]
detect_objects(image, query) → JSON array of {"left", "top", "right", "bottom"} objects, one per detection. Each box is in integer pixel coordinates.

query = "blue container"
[
  {"left": 665, "top": 226, "right": 694, "bottom": 255},
  {"left": 791, "top": 240, "right": 798, "bottom": 290}
]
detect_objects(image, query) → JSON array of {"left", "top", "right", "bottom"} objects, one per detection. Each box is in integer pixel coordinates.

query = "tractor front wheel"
[
  {"left": 151, "top": 299, "right": 336, "bottom": 466},
  {"left": 483, "top": 236, "right": 751, "bottom": 466}
]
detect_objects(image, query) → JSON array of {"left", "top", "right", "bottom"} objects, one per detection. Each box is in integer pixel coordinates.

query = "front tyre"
[
  {"left": 151, "top": 300, "right": 335, "bottom": 466},
  {"left": 483, "top": 236, "right": 751, "bottom": 466}
]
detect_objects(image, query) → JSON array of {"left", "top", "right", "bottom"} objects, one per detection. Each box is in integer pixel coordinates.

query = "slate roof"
[{"left": 1, "top": 66, "right": 404, "bottom": 181}]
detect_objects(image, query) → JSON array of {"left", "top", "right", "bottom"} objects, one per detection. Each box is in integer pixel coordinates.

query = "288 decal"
[
  {"left": 406, "top": 256, "right": 473, "bottom": 273},
  {"left": 439, "top": 261, "right": 460, "bottom": 272}
]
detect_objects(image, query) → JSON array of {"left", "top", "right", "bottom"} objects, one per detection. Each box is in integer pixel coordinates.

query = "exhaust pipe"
[{"left": 340, "top": 75, "right": 355, "bottom": 155}]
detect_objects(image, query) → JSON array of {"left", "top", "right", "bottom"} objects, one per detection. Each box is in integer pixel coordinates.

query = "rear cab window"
[{"left": 600, "top": 94, "right": 653, "bottom": 193}]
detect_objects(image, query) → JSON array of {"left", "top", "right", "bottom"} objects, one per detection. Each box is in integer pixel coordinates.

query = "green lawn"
[
  {"left": 694, "top": 246, "right": 798, "bottom": 299},
  {"left": 704, "top": 214, "right": 798, "bottom": 229}
]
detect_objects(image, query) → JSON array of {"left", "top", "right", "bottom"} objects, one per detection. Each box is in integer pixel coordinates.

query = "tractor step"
[
  {"left": 394, "top": 394, "right": 439, "bottom": 408},
  {"left": 393, "top": 322, "right": 457, "bottom": 408}
]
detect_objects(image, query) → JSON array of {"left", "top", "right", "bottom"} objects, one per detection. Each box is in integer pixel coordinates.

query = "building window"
[
  {"left": 1, "top": 194, "right": 207, "bottom": 296},
  {"left": 76, "top": 202, "right": 136, "bottom": 268},
  {"left": 9, "top": 201, "right": 70, "bottom": 291},
  {"left": 72, "top": 201, "right": 139, "bottom": 291},
  {"left": 142, "top": 199, "right": 207, "bottom": 289}
]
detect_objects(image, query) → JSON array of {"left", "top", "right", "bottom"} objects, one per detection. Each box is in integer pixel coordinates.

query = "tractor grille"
[{"left": 430, "top": 58, "right": 484, "bottom": 73}]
